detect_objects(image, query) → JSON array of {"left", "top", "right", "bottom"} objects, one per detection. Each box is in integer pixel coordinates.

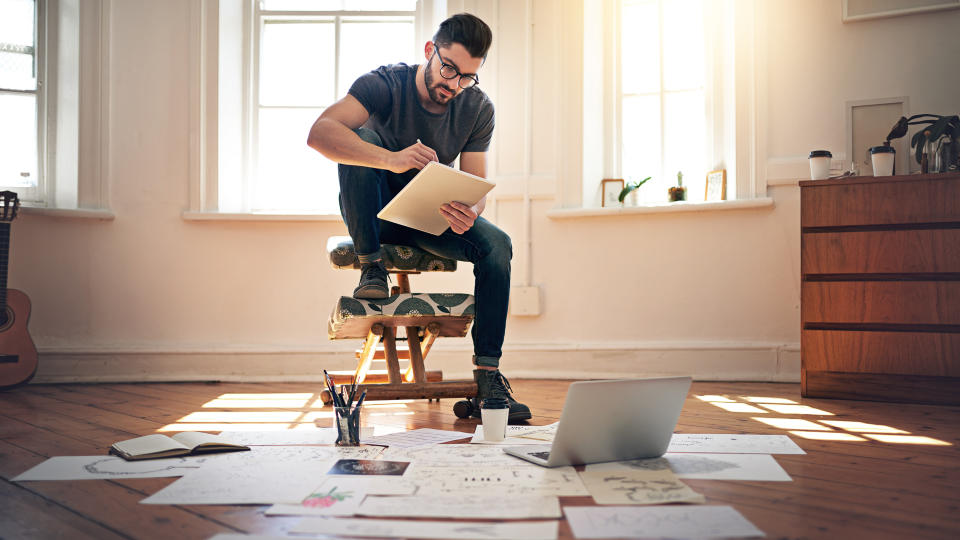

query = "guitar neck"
[{"left": 0, "top": 222, "right": 8, "bottom": 309}]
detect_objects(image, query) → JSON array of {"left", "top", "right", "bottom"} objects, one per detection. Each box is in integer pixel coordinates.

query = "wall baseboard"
[{"left": 32, "top": 342, "right": 801, "bottom": 384}]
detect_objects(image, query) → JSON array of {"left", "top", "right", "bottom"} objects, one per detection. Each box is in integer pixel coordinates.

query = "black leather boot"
[{"left": 473, "top": 368, "right": 532, "bottom": 423}]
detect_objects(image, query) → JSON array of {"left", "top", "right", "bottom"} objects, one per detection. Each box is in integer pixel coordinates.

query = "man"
[{"left": 307, "top": 13, "right": 530, "bottom": 423}]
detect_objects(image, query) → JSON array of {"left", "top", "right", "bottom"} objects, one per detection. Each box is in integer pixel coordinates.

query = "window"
[
  {"left": 620, "top": 0, "right": 707, "bottom": 203},
  {"left": 218, "top": 0, "right": 418, "bottom": 215},
  {"left": 0, "top": 0, "right": 41, "bottom": 202}
]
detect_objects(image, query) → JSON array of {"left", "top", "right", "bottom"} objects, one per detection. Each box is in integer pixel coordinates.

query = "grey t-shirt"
[{"left": 348, "top": 63, "right": 494, "bottom": 185}]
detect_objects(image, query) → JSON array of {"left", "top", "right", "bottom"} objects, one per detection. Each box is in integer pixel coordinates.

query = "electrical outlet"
[{"left": 510, "top": 285, "right": 541, "bottom": 316}]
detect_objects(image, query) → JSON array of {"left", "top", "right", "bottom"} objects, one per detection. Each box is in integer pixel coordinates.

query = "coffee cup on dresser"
[
  {"left": 808, "top": 150, "right": 832, "bottom": 180},
  {"left": 869, "top": 145, "right": 895, "bottom": 176}
]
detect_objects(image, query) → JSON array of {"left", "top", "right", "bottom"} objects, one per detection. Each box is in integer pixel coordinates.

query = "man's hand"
[
  {"left": 387, "top": 140, "right": 438, "bottom": 174},
  {"left": 440, "top": 201, "right": 478, "bottom": 234}
]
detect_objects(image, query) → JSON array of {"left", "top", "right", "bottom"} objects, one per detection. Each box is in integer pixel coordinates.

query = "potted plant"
[
  {"left": 885, "top": 114, "right": 960, "bottom": 173},
  {"left": 668, "top": 171, "right": 686, "bottom": 202},
  {"left": 618, "top": 176, "right": 651, "bottom": 206}
]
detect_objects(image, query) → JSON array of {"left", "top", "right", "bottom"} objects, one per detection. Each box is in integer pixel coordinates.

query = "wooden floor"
[{"left": 1, "top": 379, "right": 958, "bottom": 540}]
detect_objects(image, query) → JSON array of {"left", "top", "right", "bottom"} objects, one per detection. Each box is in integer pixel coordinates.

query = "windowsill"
[
  {"left": 20, "top": 206, "right": 116, "bottom": 220},
  {"left": 546, "top": 197, "right": 775, "bottom": 219},
  {"left": 182, "top": 211, "right": 344, "bottom": 222}
]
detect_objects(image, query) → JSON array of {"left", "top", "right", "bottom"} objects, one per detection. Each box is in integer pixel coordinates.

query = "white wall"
[{"left": 12, "top": 0, "right": 958, "bottom": 383}]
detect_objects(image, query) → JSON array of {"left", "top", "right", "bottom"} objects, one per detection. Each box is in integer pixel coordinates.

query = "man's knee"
[
  {"left": 481, "top": 226, "right": 512, "bottom": 265},
  {"left": 355, "top": 127, "right": 383, "bottom": 148}
]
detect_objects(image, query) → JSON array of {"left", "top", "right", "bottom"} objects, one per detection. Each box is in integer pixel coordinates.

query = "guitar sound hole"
[{"left": 0, "top": 308, "right": 9, "bottom": 331}]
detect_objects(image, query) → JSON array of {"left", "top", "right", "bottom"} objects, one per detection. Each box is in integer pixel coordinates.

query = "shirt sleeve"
[
  {"left": 347, "top": 69, "right": 392, "bottom": 119},
  {"left": 462, "top": 97, "right": 495, "bottom": 153}
]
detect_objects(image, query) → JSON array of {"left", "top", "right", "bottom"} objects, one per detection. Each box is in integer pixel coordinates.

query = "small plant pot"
[{"left": 668, "top": 186, "right": 687, "bottom": 202}]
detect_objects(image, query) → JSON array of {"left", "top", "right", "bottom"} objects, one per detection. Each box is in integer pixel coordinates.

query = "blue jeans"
[{"left": 338, "top": 128, "right": 511, "bottom": 368}]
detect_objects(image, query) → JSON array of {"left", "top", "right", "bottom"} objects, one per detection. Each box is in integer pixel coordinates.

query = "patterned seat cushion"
[
  {"left": 327, "top": 236, "right": 457, "bottom": 272},
  {"left": 328, "top": 293, "right": 475, "bottom": 339}
]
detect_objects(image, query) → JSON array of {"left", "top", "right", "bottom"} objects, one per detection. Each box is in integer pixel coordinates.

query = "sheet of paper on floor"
[
  {"left": 586, "top": 453, "right": 792, "bottom": 481},
  {"left": 310, "top": 475, "right": 417, "bottom": 495},
  {"left": 207, "top": 444, "right": 383, "bottom": 466},
  {"left": 578, "top": 467, "right": 705, "bottom": 505},
  {"left": 291, "top": 517, "right": 560, "bottom": 539},
  {"left": 380, "top": 443, "right": 535, "bottom": 467},
  {"left": 12, "top": 455, "right": 216, "bottom": 481},
  {"left": 140, "top": 462, "right": 331, "bottom": 505},
  {"left": 469, "top": 425, "right": 553, "bottom": 445},
  {"left": 668, "top": 433, "right": 805, "bottom": 454},
  {"left": 365, "top": 428, "right": 470, "bottom": 448},
  {"left": 217, "top": 427, "right": 373, "bottom": 446},
  {"left": 408, "top": 465, "right": 588, "bottom": 496},
  {"left": 564, "top": 505, "right": 765, "bottom": 539},
  {"left": 264, "top": 483, "right": 367, "bottom": 516},
  {"left": 358, "top": 494, "right": 562, "bottom": 519}
]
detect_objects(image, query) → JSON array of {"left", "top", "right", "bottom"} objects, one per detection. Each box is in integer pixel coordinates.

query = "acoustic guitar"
[{"left": 0, "top": 191, "right": 38, "bottom": 389}]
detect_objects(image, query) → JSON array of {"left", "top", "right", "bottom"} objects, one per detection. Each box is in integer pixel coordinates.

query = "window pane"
[
  {"left": 0, "top": 93, "right": 37, "bottom": 187},
  {"left": 342, "top": 0, "right": 416, "bottom": 10},
  {"left": 255, "top": 107, "right": 338, "bottom": 212},
  {"left": 260, "top": 21, "right": 335, "bottom": 106},
  {"left": 0, "top": 0, "right": 37, "bottom": 91},
  {"left": 261, "top": 0, "right": 343, "bottom": 10},
  {"left": 261, "top": 1, "right": 416, "bottom": 11},
  {"left": 338, "top": 18, "right": 414, "bottom": 98},
  {"left": 621, "top": 94, "right": 661, "bottom": 201},
  {"left": 663, "top": 90, "right": 706, "bottom": 197},
  {"left": 662, "top": 0, "right": 703, "bottom": 91},
  {"left": 620, "top": 0, "right": 659, "bottom": 95}
]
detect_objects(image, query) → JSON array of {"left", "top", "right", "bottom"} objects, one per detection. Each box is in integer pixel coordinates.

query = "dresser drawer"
[
  {"left": 802, "top": 330, "right": 960, "bottom": 376},
  {"left": 801, "top": 176, "right": 960, "bottom": 228},
  {"left": 801, "top": 229, "right": 960, "bottom": 275},
  {"left": 801, "top": 281, "right": 960, "bottom": 326}
]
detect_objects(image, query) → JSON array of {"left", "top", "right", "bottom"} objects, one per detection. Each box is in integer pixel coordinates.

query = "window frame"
[
  {"left": 0, "top": 0, "right": 44, "bottom": 203},
  {"left": 570, "top": 0, "right": 763, "bottom": 211},
  {"left": 188, "top": 0, "right": 431, "bottom": 220}
]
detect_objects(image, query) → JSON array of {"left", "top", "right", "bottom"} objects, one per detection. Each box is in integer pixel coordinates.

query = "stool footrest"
[
  {"left": 326, "top": 370, "right": 443, "bottom": 384},
  {"left": 321, "top": 381, "right": 477, "bottom": 404}
]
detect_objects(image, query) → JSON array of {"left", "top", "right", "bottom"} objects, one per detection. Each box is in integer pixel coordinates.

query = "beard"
[{"left": 424, "top": 57, "right": 456, "bottom": 106}]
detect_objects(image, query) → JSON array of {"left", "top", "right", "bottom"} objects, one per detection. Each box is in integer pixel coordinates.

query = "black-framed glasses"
[{"left": 431, "top": 43, "right": 479, "bottom": 89}]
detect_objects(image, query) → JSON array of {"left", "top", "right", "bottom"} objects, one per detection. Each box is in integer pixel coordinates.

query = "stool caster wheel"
[{"left": 453, "top": 399, "right": 475, "bottom": 419}]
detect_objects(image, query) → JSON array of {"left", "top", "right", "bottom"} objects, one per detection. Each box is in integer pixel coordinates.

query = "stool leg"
[
  {"left": 404, "top": 322, "right": 440, "bottom": 383},
  {"left": 353, "top": 324, "right": 383, "bottom": 385},
  {"left": 405, "top": 326, "right": 427, "bottom": 384},
  {"left": 382, "top": 327, "right": 402, "bottom": 385}
]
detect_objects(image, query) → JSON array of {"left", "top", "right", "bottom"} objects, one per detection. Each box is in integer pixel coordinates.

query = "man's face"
[{"left": 424, "top": 42, "right": 484, "bottom": 106}]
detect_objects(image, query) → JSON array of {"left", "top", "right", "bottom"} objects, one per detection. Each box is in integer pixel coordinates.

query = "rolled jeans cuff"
[
  {"left": 473, "top": 355, "right": 500, "bottom": 368},
  {"left": 357, "top": 249, "right": 382, "bottom": 264}
]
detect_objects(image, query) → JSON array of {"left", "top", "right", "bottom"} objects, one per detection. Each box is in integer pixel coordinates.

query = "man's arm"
[
  {"left": 440, "top": 151, "right": 488, "bottom": 234},
  {"left": 306, "top": 95, "right": 437, "bottom": 174}
]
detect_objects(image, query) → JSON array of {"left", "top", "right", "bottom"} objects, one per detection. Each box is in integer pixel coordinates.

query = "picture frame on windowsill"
[
  {"left": 705, "top": 169, "right": 726, "bottom": 201},
  {"left": 601, "top": 178, "right": 624, "bottom": 207}
]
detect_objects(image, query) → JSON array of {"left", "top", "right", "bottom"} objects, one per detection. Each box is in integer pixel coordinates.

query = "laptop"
[{"left": 503, "top": 376, "right": 692, "bottom": 467}]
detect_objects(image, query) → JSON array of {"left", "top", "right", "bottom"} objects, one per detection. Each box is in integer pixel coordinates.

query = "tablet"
[{"left": 377, "top": 161, "right": 496, "bottom": 235}]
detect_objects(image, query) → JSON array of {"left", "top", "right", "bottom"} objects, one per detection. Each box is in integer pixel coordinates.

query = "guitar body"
[{"left": 0, "top": 289, "right": 39, "bottom": 389}]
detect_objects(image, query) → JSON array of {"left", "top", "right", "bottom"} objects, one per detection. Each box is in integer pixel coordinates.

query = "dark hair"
[{"left": 433, "top": 13, "right": 492, "bottom": 60}]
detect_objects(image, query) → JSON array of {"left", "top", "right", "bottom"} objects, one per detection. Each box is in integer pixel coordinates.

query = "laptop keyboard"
[{"left": 529, "top": 451, "right": 551, "bottom": 460}]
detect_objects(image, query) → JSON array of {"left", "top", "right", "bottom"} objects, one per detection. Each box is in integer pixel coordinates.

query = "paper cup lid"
[
  {"left": 809, "top": 150, "right": 832, "bottom": 158},
  {"left": 869, "top": 145, "right": 895, "bottom": 154}
]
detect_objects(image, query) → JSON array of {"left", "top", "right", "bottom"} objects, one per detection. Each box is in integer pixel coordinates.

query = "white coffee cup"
[
  {"left": 808, "top": 150, "right": 832, "bottom": 180},
  {"left": 869, "top": 145, "right": 895, "bottom": 176},
  {"left": 480, "top": 407, "right": 509, "bottom": 442}
]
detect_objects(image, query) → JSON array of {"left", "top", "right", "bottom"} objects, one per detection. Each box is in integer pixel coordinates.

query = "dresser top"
[{"left": 799, "top": 172, "right": 960, "bottom": 187}]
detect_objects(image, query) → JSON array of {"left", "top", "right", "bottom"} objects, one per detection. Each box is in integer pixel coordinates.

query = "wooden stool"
[{"left": 324, "top": 237, "right": 479, "bottom": 404}]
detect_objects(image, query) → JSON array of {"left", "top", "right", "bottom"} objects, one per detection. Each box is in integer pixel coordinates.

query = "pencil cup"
[
  {"left": 481, "top": 398, "right": 509, "bottom": 442},
  {"left": 334, "top": 405, "right": 362, "bottom": 446}
]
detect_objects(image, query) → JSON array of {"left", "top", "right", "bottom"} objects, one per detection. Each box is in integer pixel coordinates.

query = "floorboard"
[{"left": 1, "top": 380, "right": 958, "bottom": 540}]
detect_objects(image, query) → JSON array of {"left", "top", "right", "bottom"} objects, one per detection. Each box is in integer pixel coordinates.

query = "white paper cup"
[
  {"left": 808, "top": 150, "right": 832, "bottom": 180},
  {"left": 480, "top": 407, "right": 509, "bottom": 442},
  {"left": 870, "top": 146, "right": 895, "bottom": 176}
]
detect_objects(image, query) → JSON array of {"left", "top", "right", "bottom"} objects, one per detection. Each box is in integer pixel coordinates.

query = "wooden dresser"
[{"left": 799, "top": 172, "right": 960, "bottom": 405}]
